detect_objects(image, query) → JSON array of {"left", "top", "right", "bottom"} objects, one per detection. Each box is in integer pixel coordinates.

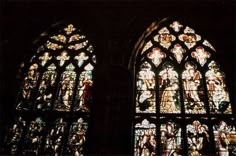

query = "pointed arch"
[
  {"left": 4, "top": 23, "right": 96, "bottom": 155},
  {"left": 131, "top": 18, "right": 235, "bottom": 156}
]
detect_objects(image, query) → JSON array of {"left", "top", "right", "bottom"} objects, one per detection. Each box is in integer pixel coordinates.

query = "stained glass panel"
[
  {"left": 159, "top": 63, "right": 180, "bottom": 113},
  {"left": 65, "top": 118, "right": 88, "bottom": 155},
  {"left": 160, "top": 121, "right": 182, "bottom": 155},
  {"left": 182, "top": 62, "right": 205, "bottom": 114},
  {"left": 74, "top": 52, "right": 89, "bottom": 67},
  {"left": 44, "top": 118, "right": 66, "bottom": 155},
  {"left": 16, "top": 64, "right": 39, "bottom": 110},
  {"left": 187, "top": 120, "right": 210, "bottom": 155},
  {"left": 191, "top": 46, "right": 211, "bottom": 66},
  {"left": 64, "top": 24, "right": 76, "bottom": 35},
  {"left": 4, "top": 117, "right": 26, "bottom": 155},
  {"left": 39, "top": 52, "right": 52, "bottom": 66},
  {"left": 22, "top": 117, "right": 46, "bottom": 155},
  {"left": 178, "top": 27, "right": 201, "bottom": 49},
  {"left": 136, "top": 62, "right": 156, "bottom": 113},
  {"left": 154, "top": 27, "right": 176, "bottom": 49},
  {"left": 74, "top": 70, "right": 93, "bottom": 112},
  {"left": 68, "top": 34, "right": 83, "bottom": 43},
  {"left": 213, "top": 120, "right": 236, "bottom": 155},
  {"left": 36, "top": 64, "right": 57, "bottom": 110},
  {"left": 134, "top": 119, "right": 156, "bottom": 156},
  {"left": 54, "top": 64, "right": 76, "bottom": 111},
  {"left": 203, "top": 40, "right": 215, "bottom": 51},
  {"left": 56, "top": 51, "right": 70, "bottom": 66},
  {"left": 68, "top": 40, "right": 89, "bottom": 50},
  {"left": 134, "top": 19, "right": 234, "bottom": 156},
  {"left": 51, "top": 34, "right": 67, "bottom": 43},
  {"left": 141, "top": 41, "right": 153, "bottom": 55},
  {"left": 170, "top": 44, "right": 186, "bottom": 64},
  {"left": 46, "top": 41, "right": 63, "bottom": 50},
  {"left": 170, "top": 21, "right": 183, "bottom": 32},
  {"left": 147, "top": 47, "right": 166, "bottom": 67},
  {"left": 205, "top": 61, "right": 232, "bottom": 114}
]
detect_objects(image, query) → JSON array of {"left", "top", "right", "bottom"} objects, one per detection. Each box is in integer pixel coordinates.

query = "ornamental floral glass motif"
[
  {"left": 4, "top": 23, "right": 96, "bottom": 155},
  {"left": 133, "top": 19, "right": 235, "bottom": 155}
]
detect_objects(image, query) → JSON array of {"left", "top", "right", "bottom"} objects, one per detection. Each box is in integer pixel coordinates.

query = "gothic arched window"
[
  {"left": 131, "top": 19, "right": 235, "bottom": 156},
  {"left": 4, "top": 23, "right": 96, "bottom": 155}
]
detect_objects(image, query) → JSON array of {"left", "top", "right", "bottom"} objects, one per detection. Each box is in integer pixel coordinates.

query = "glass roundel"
[
  {"left": 4, "top": 23, "right": 96, "bottom": 155},
  {"left": 133, "top": 19, "right": 235, "bottom": 156}
]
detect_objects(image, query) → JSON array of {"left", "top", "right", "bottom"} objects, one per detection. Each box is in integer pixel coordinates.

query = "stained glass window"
[
  {"left": 132, "top": 18, "right": 235, "bottom": 155},
  {"left": 4, "top": 23, "right": 96, "bottom": 155}
]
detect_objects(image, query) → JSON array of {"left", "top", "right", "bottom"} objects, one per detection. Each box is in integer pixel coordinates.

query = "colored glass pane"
[
  {"left": 22, "top": 117, "right": 46, "bottom": 155},
  {"left": 159, "top": 63, "right": 180, "bottom": 113},
  {"left": 4, "top": 117, "right": 26, "bottom": 155},
  {"left": 16, "top": 64, "right": 39, "bottom": 110},
  {"left": 147, "top": 47, "right": 166, "bottom": 67},
  {"left": 170, "top": 44, "right": 186, "bottom": 64},
  {"left": 134, "top": 119, "right": 156, "bottom": 156},
  {"left": 54, "top": 68, "right": 76, "bottom": 111},
  {"left": 136, "top": 62, "right": 156, "bottom": 113},
  {"left": 74, "top": 70, "right": 93, "bottom": 112},
  {"left": 191, "top": 46, "right": 211, "bottom": 66},
  {"left": 44, "top": 118, "right": 66, "bottom": 155},
  {"left": 36, "top": 64, "right": 57, "bottom": 110},
  {"left": 213, "top": 120, "right": 236, "bottom": 155},
  {"left": 187, "top": 120, "right": 210, "bottom": 155},
  {"left": 65, "top": 118, "right": 88, "bottom": 155},
  {"left": 182, "top": 62, "right": 205, "bottom": 114},
  {"left": 160, "top": 121, "right": 182, "bottom": 155},
  {"left": 205, "top": 61, "right": 232, "bottom": 114}
]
